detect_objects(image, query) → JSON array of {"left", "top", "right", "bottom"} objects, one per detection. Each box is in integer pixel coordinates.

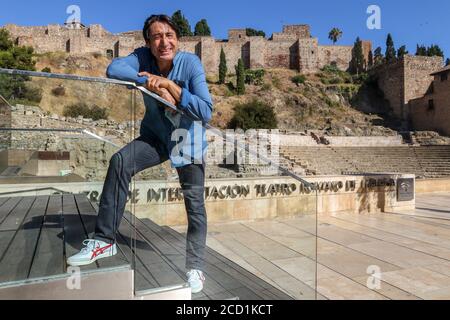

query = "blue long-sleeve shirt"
[{"left": 106, "top": 48, "right": 213, "bottom": 168}]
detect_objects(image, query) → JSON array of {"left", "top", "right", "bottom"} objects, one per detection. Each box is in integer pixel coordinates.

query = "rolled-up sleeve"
[{"left": 178, "top": 56, "right": 213, "bottom": 124}]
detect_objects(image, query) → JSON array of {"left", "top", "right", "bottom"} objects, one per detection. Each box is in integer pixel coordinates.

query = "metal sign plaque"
[{"left": 397, "top": 178, "right": 415, "bottom": 201}]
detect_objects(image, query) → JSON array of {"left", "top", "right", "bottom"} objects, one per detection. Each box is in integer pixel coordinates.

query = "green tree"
[
  {"left": 194, "top": 19, "right": 211, "bottom": 36},
  {"left": 235, "top": 58, "right": 245, "bottom": 95},
  {"left": 350, "top": 37, "right": 365, "bottom": 75},
  {"left": 328, "top": 28, "right": 343, "bottom": 45},
  {"left": 218, "top": 47, "right": 227, "bottom": 84},
  {"left": 416, "top": 44, "right": 444, "bottom": 58},
  {"left": 446, "top": 58, "right": 450, "bottom": 66},
  {"left": 368, "top": 50, "right": 374, "bottom": 68},
  {"left": 374, "top": 46, "right": 384, "bottom": 65},
  {"left": 171, "top": 10, "right": 192, "bottom": 37},
  {"left": 397, "top": 45, "right": 408, "bottom": 58},
  {"left": 0, "top": 51, "right": 15, "bottom": 69},
  {"left": 10, "top": 46, "right": 36, "bottom": 70},
  {"left": 228, "top": 100, "right": 278, "bottom": 130},
  {"left": 0, "top": 29, "right": 39, "bottom": 104},
  {"left": 0, "top": 29, "right": 13, "bottom": 51},
  {"left": 416, "top": 44, "right": 427, "bottom": 56},
  {"left": 246, "top": 28, "right": 265, "bottom": 37},
  {"left": 427, "top": 44, "right": 444, "bottom": 57},
  {"left": 385, "top": 33, "right": 396, "bottom": 62}
]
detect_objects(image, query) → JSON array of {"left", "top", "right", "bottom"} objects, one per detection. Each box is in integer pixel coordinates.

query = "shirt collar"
[{"left": 150, "top": 50, "right": 181, "bottom": 77}]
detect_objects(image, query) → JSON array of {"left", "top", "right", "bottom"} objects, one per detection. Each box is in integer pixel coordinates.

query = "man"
[{"left": 67, "top": 14, "right": 213, "bottom": 294}]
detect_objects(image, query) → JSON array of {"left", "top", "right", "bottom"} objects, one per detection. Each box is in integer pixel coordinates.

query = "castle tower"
[
  {"left": 282, "top": 25, "right": 311, "bottom": 38},
  {"left": 298, "top": 38, "right": 319, "bottom": 73},
  {"left": 228, "top": 29, "right": 248, "bottom": 42}
]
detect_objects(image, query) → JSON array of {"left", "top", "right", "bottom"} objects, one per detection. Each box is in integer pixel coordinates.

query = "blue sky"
[{"left": 1, "top": 0, "right": 448, "bottom": 60}]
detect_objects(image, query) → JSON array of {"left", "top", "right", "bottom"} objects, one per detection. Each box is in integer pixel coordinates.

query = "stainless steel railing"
[{"left": 0, "top": 67, "right": 315, "bottom": 189}]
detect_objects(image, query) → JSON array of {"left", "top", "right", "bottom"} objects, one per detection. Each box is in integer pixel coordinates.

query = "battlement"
[
  {"left": 282, "top": 25, "right": 310, "bottom": 38},
  {"left": 2, "top": 23, "right": 371, "bottom": 75},
  {"left": 228, "top": 29, "right": 248, "bottom": 42}
]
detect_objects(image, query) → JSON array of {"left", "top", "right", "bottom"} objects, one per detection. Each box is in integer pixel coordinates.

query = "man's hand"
[
  {"left": 138, "top": 71, "right": 170, "bottom": 92},
  {"left": 157, "top": 88, "right": 177, "bottom": 115},
  {"left": 138, "top": 71, "right": 182, "bottom": 104}
]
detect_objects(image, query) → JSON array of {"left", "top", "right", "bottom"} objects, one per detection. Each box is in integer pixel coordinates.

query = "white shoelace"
[
  {"left": 80, "top": 239, "right": 97, "bottom": 254},
  {"left": 187, "top": 270, "right": 205, "bottom": 282}
]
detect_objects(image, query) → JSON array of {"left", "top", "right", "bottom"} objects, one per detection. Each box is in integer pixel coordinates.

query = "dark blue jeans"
[{"left": 94, "top": 135, "right": 207, "bottom": 271}]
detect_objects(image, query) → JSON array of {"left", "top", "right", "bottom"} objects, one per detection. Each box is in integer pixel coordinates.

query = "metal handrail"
[
  {"left": 0, "top": 67, "right": 315, "bottom": 189},
  {"left": 0, "top": 127, "right": 121, "bottom": 148}
]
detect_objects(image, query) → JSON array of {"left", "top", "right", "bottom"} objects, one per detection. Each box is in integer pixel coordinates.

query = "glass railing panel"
[
  {"left": 153, "top": 126, "right": 319, "bottom": 300},
  {"left": 0, "top": 73, "right": 136, "bottom": 296},
  {"left": 0, "top": 70, "right": 318, "bottom": 300}
]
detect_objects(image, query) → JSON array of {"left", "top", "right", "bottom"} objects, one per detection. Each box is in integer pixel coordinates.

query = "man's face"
[{"left": 147, "top": 21, "right": 179, "bottom": 63}]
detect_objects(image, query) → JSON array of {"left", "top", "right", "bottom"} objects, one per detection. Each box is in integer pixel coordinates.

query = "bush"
[
  {"left": 320, "top": 64, "right": 353, "bottom": 85},
  {"left": 244, "top": 69, "right": 265, "bottom": 85},
  {"left": 322, "top": 64, "right": 340, "bottom": 74},
  {"left": 228, "top": 99, "right": 278, "bottom": 130},
  {"left": 324, "top": 97, "right": 340, "bottom": 108},
  {"left": 64, "top": 103, "right": 90, "bottom": 118},
  {"left": 22, "top": 86, "right": 42, "bottom": 103},
  {"left": 352, "top": 73, "right": 369, "bottom": 84},
  {"left": 63, "top": 103, "right": 108, "bottom": 121},
  {"left": 51, "top": 86, "right": 66, "bottom": 96},
  {"left": 291, "top": 74, "right": 306, "bottom": 85},
  {"left": 41, "top": 67, "right": 51, "bottom": 73},
  {"left": 89, "top": 105, "right": 109, "bottom": 121},
  {"left": 328, "top": 77, "right": 342, "bottom": 85}
]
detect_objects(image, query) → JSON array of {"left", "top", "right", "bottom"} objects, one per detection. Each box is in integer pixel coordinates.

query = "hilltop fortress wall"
[{"left": 3, "top": 23, "right": 371, "bottom": 74}]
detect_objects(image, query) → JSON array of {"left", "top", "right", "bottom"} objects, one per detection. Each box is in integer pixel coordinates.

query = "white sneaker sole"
[
  {"left": 190, "top": 282, "right": 204, "bottom": 294},
  {"left": 67, "top": 249, "right": 117, "bottom": 267}
]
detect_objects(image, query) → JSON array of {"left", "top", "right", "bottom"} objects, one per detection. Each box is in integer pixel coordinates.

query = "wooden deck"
[{"left": 0, "top": 194, "right": 293, "bottom": 300}]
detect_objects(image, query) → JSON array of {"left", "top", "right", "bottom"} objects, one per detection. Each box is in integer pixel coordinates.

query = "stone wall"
[
  {"left": 403, "top": 56, "right": 443, "bottom": 104},
  {"left": 0, "top": 96, "right": 11, "bottom": 149},
  {"left": 409, "top": 68, "right": 450, "bottom": 136},
  {"left": 318, "top": 46, "right": 352, "bottom": 71},
  {"left": 208, "top": 131, "right": 403, "bottom": 148},
  {"left": 4, "top": 23, "right": 141, "bottom": 58},
  {"left": 371, "top": 59, "right": 405, "bottom": 119},
  {"left": 281, "top": 25, "right": 311, "bottom": 38},
  {"left": 372, "top": 55, "right": 443, "bottom": 121},
  {"left": 3, "top": 23, "right": 371, "bottom": 75},
  {"left": 0, "top": 173, "right": 416, "bottom": 226},
  {"left": 416, "top": 177, "right": 450, "bottom": 193}
]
